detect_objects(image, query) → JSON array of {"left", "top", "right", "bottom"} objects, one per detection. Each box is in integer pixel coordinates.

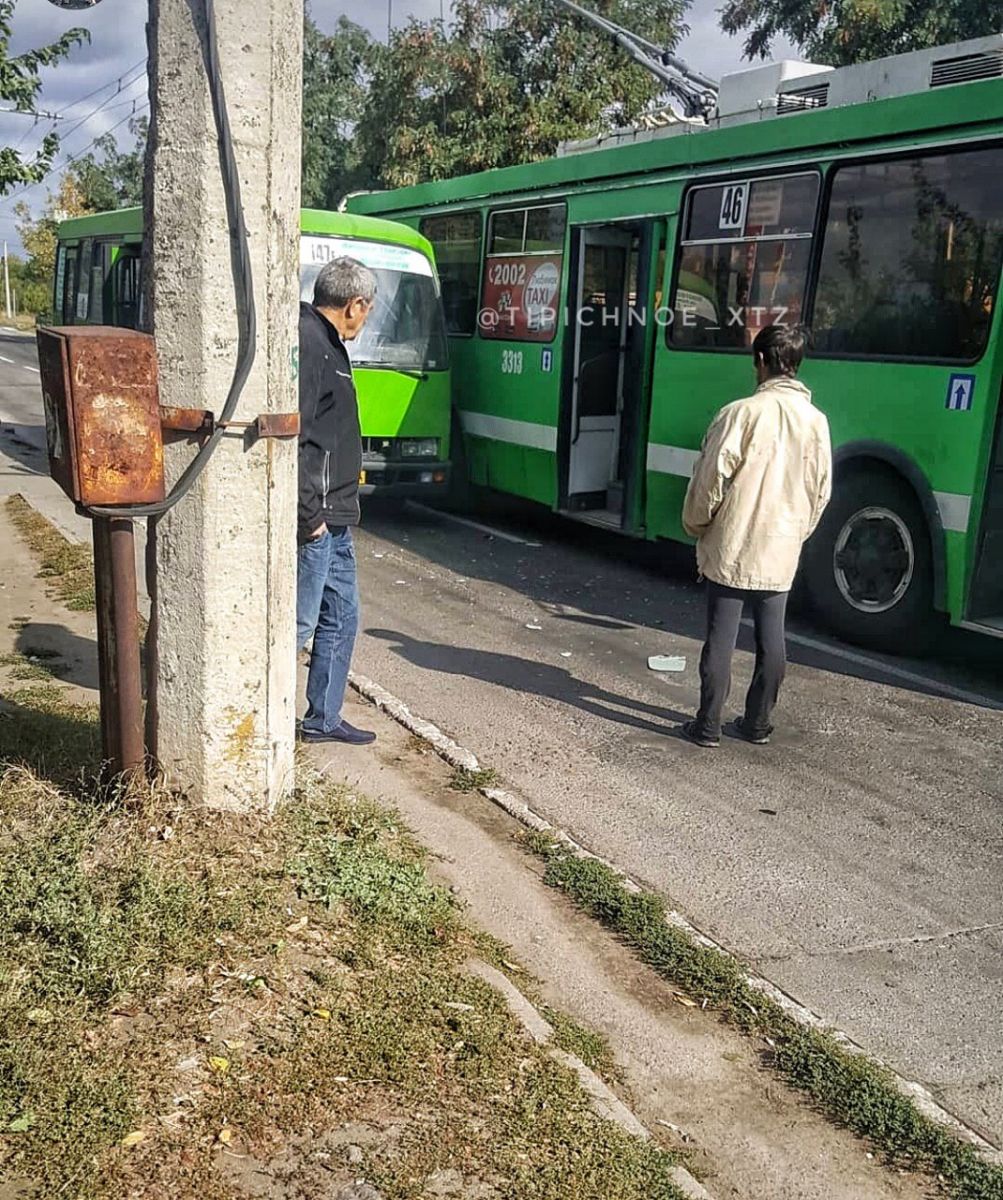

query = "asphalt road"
[
  {"left": 2, "top": 337, "right": 1001, "bottom": 1148},
  {"left": 349, "top": 496, "right": 1003, "bottom": 1149}
]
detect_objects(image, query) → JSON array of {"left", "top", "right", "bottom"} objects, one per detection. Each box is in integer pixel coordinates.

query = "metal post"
[
  {"left": 3, "top": 243, "right": 10, "bottom": 321},
  {"left": 92, "top": 515, "right": 145, "bottom": 780},
  {"left": 387, "top": 0, "right": 392, "bottom": 40}
]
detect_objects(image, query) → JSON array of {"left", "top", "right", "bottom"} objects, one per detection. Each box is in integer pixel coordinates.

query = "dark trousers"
[{"left": 695, "top": 581, "right": 789, "bottom": 740}]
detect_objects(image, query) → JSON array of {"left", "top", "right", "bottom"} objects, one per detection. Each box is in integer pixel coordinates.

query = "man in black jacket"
[{"left": 296, "top": 256, "right": 377, "bottom": 744}]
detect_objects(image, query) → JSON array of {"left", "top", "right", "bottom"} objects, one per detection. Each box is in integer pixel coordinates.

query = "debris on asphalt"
[
  {"left": 648, "top": 654, "right": 686, "bottom": 673},
  {"left": 525, "top": 622, "right": 542, "bottom": 630}
]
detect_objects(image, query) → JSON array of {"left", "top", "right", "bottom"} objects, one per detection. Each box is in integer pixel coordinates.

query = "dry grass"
[
  {"left": 0, "top": 691, "right": 685, "bottom": 1200},
  {"left": 6, "top": 495, "right": 95, "bottom": 611}
]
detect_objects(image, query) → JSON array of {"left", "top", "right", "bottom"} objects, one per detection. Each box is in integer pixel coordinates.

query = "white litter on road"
[{"left": 648, "top": 654, "right": 687, "bottom": 673}]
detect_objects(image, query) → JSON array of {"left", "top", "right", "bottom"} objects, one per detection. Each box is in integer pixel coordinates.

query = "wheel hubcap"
[{"left": 833, "top": 506, "right": 915, "bottom": 614}]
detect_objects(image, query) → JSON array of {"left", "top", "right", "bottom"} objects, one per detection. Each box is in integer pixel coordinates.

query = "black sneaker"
[
  {"left": 680, "top": 721, "right": 720, "bottom": 749},
  {"left": 299, "top": 720, "right": 376, "bottom": 746},
  {"left": 732, "top": 717, "right": 772, "bottom": 745}
]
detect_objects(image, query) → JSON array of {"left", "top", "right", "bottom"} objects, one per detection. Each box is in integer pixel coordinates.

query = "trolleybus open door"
[{"left": 565, "top": 227, "right": 633, "bottom": 515}]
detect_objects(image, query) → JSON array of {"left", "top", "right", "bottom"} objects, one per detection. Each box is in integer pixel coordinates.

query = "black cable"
[{"left": 86, "top": 0, "right": 256, "bottom": 519}]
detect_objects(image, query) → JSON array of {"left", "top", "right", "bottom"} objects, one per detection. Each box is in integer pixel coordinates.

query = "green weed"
[
  {"left": 449, "top": 765, "right": 501, "bottom": 793},
  {"left": 531, "top": 839, "right": 1003, "bottom": 1200}
]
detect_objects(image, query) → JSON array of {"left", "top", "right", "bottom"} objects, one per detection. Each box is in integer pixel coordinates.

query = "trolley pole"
[{"left": 147, "top": 0, "right": 303, "bottom": 810}]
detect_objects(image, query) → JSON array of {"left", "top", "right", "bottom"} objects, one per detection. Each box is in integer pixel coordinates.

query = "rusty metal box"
[{"left": 36, "top": 326, "right": 165, "bottom": 507}]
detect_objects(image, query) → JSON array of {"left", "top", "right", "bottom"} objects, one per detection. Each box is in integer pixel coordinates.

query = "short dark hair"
[{"left": 752, "top": 324, "right": 809, "bottom": 378}]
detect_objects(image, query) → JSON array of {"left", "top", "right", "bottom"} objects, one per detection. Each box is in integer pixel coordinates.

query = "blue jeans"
[{"left": 296, "top": 526, "right": 359, "bottom": 734}]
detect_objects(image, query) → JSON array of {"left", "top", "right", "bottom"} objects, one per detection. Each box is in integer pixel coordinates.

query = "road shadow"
[
  {"left": 15, "top": 623, "right": 101, "bottom": 693},
  {"left": 0, "top": 420, "right": 48, "bottom": 478},
  {"left": 361, "top": 497, "right": 1003, "bottom": 711},
  {"left": 367, "top": 627, "right": 690, "bottom": 736}
]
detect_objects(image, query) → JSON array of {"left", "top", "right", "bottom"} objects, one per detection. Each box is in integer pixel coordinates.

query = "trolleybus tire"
[{"left": 804, "top": 469, "right": 934, "bottom": 654}]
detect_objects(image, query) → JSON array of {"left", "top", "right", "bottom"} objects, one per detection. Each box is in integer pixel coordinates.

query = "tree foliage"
[
  {"left": 303, "top": 0, "right": 687, "bottom": 202},
  {"left": 67, "top": 115, "right": 147, "bottom": 211},
  {"left": 0, "top": 0, "right": 89, "bottom": 193},
  {"left": 301, "top": 15, "right": 373, "bottom": 209},
  {"left": 720, "top": 0, "right": 1003, "bottom": 66}
]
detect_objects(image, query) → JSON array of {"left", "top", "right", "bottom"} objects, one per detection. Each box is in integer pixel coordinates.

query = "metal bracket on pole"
[{"left": 159, "top": 409, "right": 300, "bottom": 440}]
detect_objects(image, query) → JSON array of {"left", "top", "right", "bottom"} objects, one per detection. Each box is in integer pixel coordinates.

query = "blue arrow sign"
[{"left": 946, "top": 373, "right": 975, "bottom": 412}]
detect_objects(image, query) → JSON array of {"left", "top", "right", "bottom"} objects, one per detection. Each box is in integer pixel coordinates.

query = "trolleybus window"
[
  {"left": 300, "top": 235, "right": 448, "bottom": 372},
  {"left": 669, "top": 172, "right": 819, "bottom": 350},
  {"left": 813, "top": 147, "right": 1003, "bottom": 362},
  {"left": 480, "top": 203, "right": 566, "bottom": 343},
  {"left": 419, "top": 211, "right": 482, "bottom": 336},
  {"left": 111, "top": 248, "right": 142, "bottom": 329}
]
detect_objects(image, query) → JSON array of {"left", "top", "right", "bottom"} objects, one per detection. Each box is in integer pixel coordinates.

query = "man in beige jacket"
[{"left": 681, "top": 325, "right": 832, "bottom": 748}]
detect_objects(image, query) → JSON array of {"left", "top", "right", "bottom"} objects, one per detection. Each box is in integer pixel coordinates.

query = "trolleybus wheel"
[{"left": 805, "top": 469, "right": 934, "bottom": 653}]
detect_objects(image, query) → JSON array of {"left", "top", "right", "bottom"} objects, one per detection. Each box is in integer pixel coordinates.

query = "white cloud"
[{"left": 678, "top": 0, "right": 801, "bottom": 78}]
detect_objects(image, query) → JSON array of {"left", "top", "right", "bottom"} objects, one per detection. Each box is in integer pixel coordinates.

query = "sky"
[{"left": 0, "top": 0, "right": 798, "bottom": 254}]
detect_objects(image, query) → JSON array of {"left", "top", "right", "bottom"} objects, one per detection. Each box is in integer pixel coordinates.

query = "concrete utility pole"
[{"left": 147, "top": 0, "right": 303, "bottom": 809}]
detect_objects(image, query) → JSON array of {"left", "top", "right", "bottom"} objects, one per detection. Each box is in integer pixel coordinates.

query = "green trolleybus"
[
  {"left": 53, "top": 208, "right": 452, "bottom": 498},
  {"left": 349, "top": 34, "right": 1003, "bottom": 651}
]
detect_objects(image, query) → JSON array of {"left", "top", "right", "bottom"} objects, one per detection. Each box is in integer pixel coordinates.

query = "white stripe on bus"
[
  {"left": 646, "top": 442, "right": 698, "bottom": 478},
  {"left": 461, "top": 411, "right": 557, "bottom": 452},
  {"left": 647, "top": 444, "right": 972, "bottom": 535}
]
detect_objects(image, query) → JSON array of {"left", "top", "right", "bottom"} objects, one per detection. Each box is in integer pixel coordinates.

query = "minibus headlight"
[{"left": 399, "top": 438, "right": 439, "bottom": 459}]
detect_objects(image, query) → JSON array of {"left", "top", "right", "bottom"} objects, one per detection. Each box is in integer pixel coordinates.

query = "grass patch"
[
  {"left": 527, "top": 835, "right": 1003, "bottom": 1200},
  {"left": 6, "top": 495, "right": 95, "bottom": 611},
  {"left": 449, "top": 765, "right": 501, "bottom": 793},
  {"left": 0, "top": 683, "right": 100, "bottom": 788},
  {"left": 542, "top": 1006, "right": 621, "bottom": 1082},
  {"left": 0, "top": 652, "right": 52, "bottom": 682},
  {"left": 0, "top": 689, "right": 687, "bottom": 1200}
]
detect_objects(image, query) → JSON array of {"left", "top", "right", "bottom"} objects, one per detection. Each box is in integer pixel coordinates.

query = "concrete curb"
[
  {"left": 349, "top": 670, "right": 1003, "bottom": 1166},
  {"left": 465, "top": 959, "right": 713, "bottom": 1200}
]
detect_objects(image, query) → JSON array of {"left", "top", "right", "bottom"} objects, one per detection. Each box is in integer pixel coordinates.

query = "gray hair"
[{"left": 313, "top": 256, "right": 377, "bottom": 309}]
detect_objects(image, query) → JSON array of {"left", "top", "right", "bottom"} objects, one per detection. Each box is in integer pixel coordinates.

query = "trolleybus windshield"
[{"left": 300, "top": 235, "right": 448, "bottom": 373}]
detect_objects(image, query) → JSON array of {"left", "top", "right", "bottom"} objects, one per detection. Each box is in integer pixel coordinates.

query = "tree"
[
  {"left": 68, "top": 115, "right": 147, "bottom": 211},
  {"left": 301, "top": 14, "right": 374, "bottom": 209},
  {"left": 0, "top": 0, "right": 89, "bottom": 193},
  {"left": 304, "top": 0, "right": 688, "bottom": 202},
  {"left": 720, "top": 0, "right": 1003, "bottom": 66}
]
